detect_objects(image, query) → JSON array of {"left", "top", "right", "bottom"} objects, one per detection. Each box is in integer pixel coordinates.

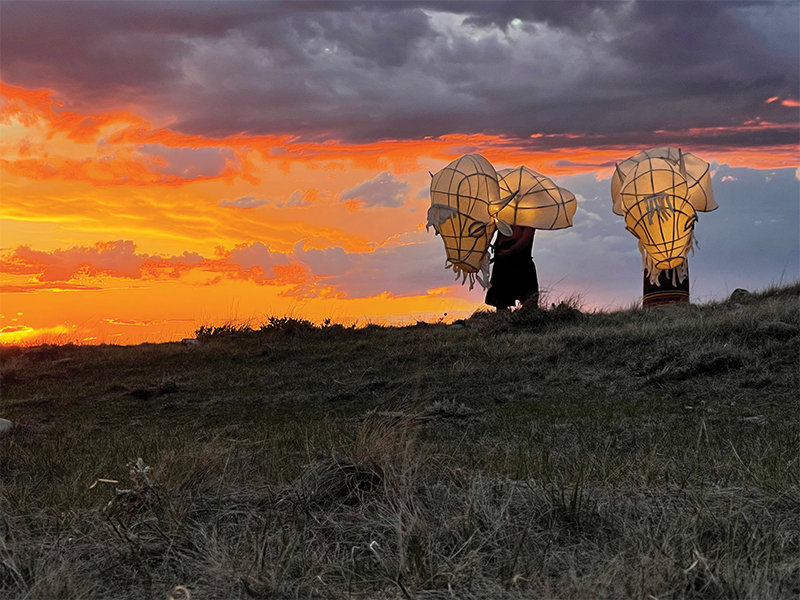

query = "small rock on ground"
[
  {"left": 741, "top": 415, "right": 767, "bottom": 425},
  {"left": 0, "top": 418, "right": 13, "bottom": 438},
  {"left": 729, "top": 288, "right": 752, "bottom": 303}
]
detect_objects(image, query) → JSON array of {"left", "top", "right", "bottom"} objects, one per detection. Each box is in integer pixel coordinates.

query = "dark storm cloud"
[
  {"left": 0, "top": 2, "right": 258, "bottom": 102},
  {"left": 1, "top": 1, "right": 797, "bottom": 146}
]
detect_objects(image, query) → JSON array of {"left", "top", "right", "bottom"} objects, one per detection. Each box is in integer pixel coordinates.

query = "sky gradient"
[{"left": 1, "top": 1, "right": 798, "bottom": 344}]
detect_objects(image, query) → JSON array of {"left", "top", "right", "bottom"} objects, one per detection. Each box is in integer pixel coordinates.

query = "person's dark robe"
[{"left": 485, "top": 227, "right": 538, "bottom": 309}]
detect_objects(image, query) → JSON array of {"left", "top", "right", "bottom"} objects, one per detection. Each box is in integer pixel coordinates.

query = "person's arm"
[{"left": 496, "top": 227, "right": 534, "bottom": 258}]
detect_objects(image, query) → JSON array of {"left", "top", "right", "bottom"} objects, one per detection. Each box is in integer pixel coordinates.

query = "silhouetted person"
[{"left": 485, "top": 225, "right": 539, "bottom": 311}]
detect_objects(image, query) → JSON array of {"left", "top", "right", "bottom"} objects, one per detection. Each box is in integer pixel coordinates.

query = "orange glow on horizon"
[{"left": 0, "top": 276, "right": 479, "bottom": 346}]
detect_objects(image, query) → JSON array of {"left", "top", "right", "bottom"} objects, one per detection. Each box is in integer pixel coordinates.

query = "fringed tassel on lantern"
[
  {"left": 639, "top": 237, "right": 693, "bottom": 287},
  {"left": 446, "top": 261, "right": 477, "bottom": 291},
  {"left": 445, "top": 252, "right": 493, "bottom": 292},
  {"left": 477, "top": 252, "right": 492, "bottom": 290}
]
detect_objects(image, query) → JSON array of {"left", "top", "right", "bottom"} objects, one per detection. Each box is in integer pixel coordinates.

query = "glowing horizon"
[{"left": 2, "top": 81, "right": 797, "bottom": 345}]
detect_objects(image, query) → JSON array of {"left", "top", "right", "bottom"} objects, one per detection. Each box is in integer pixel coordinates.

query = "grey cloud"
[
  {"left": 340, "top": 171, "right": 409, "bottom": 208},
  {"left": 276, "top": 189, "right": 331, "bottom": 208},
  {"left": 736, "top": 3, "right": 800, "bottom": 57},
  {"left": 138, "top": 145, "right": 235, "bottom": 179},
  {"left": 278, "top": 191, "right": 311, "bottom": 209},
  {"left": 285, "top": 8, "right": 435, "bottom": 68},
  {"left": 294, "top": 244, "right": 353, "bottom": 277},
  {"left": 452, "top": 1, "right": 620, "bottom": 33},
  {"left": 1, "top": 1, "right": 797, "bottom": 148},
  {"left": 219, "top": 195, "right": 268, "bottom": 209}
]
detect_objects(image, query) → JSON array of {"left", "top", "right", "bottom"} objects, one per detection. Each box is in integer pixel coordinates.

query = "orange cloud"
[
  {"left": 103, "top": 317, "right": 193, "bottom": 326},
  {"left": 0, "top": 83, "right": 62, "bottom": 126},
  {"left": 0, "top": 154, "right": 237, "bottom": 187},
  {"left": 1, "top": 82, "right": 248, "bottom": 187},
  {"left": 4, "top": 81, "right": 796, "bottom": 194},
  {"left": 0, "top": 232, "right": 462, "bottom": 304},
  {"left": 2, "top": 241, "right": 147, "bottom": 281},
  {"left": 0, "top": 240, "right": 321, "bottom": 295},
  {"left": 0, "top": 282, "right": 103, "bottom": 293}
]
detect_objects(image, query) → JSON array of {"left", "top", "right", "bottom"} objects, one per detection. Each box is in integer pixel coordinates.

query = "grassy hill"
[{"left": 1, "top": 284, "right": 798, "bottom": 599}]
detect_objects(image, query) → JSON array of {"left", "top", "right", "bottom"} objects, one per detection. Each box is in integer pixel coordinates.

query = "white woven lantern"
[
  {"left": 494, "top": 166, "right": 577, "bottom": 230},
  {"left": 611, "top": 147, "right": 717, "bottom": 284},
  {"left": 427, "top": 154, "right": 500, "bottom": 289}
]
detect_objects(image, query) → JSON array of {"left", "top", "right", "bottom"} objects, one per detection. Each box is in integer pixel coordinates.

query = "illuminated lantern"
[
  {"left": 427, "top": 154, "right": 500, "bottom": 289},
  {"left": 611, "top": 147, "right": 717, "bottom": 306},
  {"left": 493, "top": 166, "right": 577, "bottom": 230}
]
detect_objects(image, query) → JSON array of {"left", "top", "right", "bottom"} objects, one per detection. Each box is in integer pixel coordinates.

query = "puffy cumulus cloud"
[
  {"left": 0, "top": 235, "right": 445, "bottom": 299},
  {"left": 2, "top": 2, "right": 796, "bottom": 150},
  {"left": 0, "top": 241, "right": 216, "bottom": 285},
  {"left": 340, "top": 171, "right": 409, "bottom": 209},
  {"left": 1, "top": 240, "right": 149, "bottom": 282},
  {"left": 572, "top": 205, "right": 604, "bottom": 229},
  {"left": 229, "top": 242, "right": 292, "bottom": 275},
  {"left": 0, "top": 234, "right": 455, "bottom": 300},
  {"left": 220, "top": 195, "right": 268, "bottom": 208},
  {"left": 293, "top": 243, "right": 352, "bottom": 277},
  {"left": 0, "top": 240, "right": 302, "bottom": 289},
  {"left": 277, "top": 188, "right": 331, "bottom": 208}
]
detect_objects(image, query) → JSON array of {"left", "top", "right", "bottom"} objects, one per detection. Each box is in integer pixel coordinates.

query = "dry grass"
[{"left": 0, "top": 283, "right": 798, "bottom": 599}]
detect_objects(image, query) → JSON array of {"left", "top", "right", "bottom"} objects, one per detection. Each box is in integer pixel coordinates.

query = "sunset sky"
[{"left": 1, "top": 1, "right": 798, "bottom": 345}]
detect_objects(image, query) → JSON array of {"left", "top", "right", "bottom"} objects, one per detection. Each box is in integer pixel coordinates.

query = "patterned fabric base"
[{"left": 643, "top": 267, "right": 689, "bottom": 307}]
